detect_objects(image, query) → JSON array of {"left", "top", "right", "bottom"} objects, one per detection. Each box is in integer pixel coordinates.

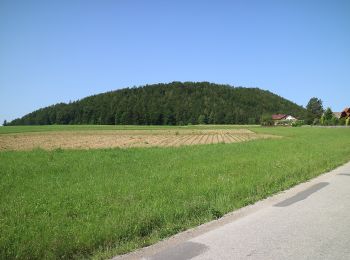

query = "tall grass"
[{"left": 0, "top": 127, "right": 350, "bottom": 259}]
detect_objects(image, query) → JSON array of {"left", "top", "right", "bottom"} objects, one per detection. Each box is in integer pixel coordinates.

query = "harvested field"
[
  {"left": 2, "top": 127, "right": 350, "bottom": 259},
  {"left": 0, "top": 129, "right": 277, "bottom": 151}
]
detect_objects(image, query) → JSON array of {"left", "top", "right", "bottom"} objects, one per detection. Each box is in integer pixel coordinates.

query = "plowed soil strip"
[
  {"left": 0, "top": 129, "right": 279, "bottom": 150},
  {"left": 197, "top": 134, "right": 206, "bottom": 144},
  {"left": 217, "top": 134, "right": 224, "bottom": 143},
  {"left": 163, "top": 135, "right": 186, "bottom": 147},
  {"left": 186, "top": 135, "right": 198, "bottom": 145},
  {"left": 166, "top": 135, "right": 185, "bottom": 147},
  {"left": 214, "top": 135, "right": 220, "bottom": 144},
  {"left": 162, "top": 135, "right": 183, "bottom": 147},
  {"left": 227, "top": 134, "right": 237, "bottom": 143},
  {"left": 211, "top": 135, "right": 215, "bottom": 144},
  {"left": 206, "top": 135, "right": 212, "bottom": 144},
  {"left": 192, "top": 135, "right": 203, "bottom": 145},
  {"left": 227, "top": 134, "right": 240, "bottom": 142},
  {"left": 222, "top": 134, "right": 232, "bottom": 143},
  {"left": 204, "top": 134, "right": 211, "bottom": 144},
  {"left": 239, "top": 135, "right": 249, "bottom": 142},
  {"left": 151, "top": 136, "right": 170, "bottom": 146},
  {"left": 176, "top": 135, "right": 194, "bottom": 147},
  {"left": 236, "top": 135, "right": 246, "bottom": 142}
]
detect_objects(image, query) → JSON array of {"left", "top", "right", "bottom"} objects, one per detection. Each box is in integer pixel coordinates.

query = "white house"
[
  {"left": 285, "top": 115, "right": 297, "bottom": 121},
  {"left": 272, "top": 114, "right": 298, "bottom": 126}
]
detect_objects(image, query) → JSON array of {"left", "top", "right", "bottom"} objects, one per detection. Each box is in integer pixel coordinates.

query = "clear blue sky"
[{"left": 1, "top": 0, "right": 349, "bottom": 123}]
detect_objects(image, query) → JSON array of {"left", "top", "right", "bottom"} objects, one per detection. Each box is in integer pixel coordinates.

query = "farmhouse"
[
  {"left": 272, "top": 114, "right": 297, "bottom": 125},
  {"left": 333, "top": 112, "right": 342, "bottom": 119},
  {"left": 340, "top": 107, "right": 350, "bottom": 118}
]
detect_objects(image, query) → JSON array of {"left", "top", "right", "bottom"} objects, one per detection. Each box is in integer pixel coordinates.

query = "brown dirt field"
[{"left": 0, "top": 129, "right": 279, "bottom": 151}]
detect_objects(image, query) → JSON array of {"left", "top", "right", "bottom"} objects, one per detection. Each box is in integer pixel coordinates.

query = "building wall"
[{"left": 285, "top": 115, "right": 297, "bottom": 121}]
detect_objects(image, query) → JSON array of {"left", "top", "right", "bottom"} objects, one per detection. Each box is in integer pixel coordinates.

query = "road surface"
[{"left": 115, "top": 161, "right": 350, "bottom": 260}]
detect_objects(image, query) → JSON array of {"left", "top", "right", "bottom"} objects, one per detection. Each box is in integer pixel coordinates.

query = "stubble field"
[{"left": 0, "top": 128, "right": 276, "bottom": 150}]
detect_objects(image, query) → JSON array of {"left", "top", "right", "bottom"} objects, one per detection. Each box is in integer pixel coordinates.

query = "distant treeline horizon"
[{"left": 7, "top": 82, "right": 306, "bottom": 126}]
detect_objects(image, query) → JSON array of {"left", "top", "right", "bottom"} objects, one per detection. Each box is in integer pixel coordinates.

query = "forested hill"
[{"left": 8, "top": 82, "right": 306, "bottom": 125}]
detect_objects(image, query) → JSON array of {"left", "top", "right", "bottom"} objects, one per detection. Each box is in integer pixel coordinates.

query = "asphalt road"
[{"left": 115, "top": 161, "right": 350, "bottom": 260}]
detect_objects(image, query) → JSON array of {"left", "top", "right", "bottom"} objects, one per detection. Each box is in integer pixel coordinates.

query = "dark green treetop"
[
  {"left": 306, "top": 97, "right": 324, "bottom": 124},
  {"left": 7, "top": 82, "right": 306, "bottom": 126}
]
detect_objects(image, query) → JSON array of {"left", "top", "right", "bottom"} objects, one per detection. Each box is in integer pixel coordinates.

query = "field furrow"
[{"left": 0, "top": 129, "right": 277, "bottom": 150}]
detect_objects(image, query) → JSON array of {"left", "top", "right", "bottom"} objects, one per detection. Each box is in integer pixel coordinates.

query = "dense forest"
[{"left": 8, "top": 82, "right": 306, "bottom": 125}]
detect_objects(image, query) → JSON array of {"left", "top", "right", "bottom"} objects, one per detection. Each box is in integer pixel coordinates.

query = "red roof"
[
  {"left": 341, "top": 107, "right": 350, "bottom": 118},
  {"left": 272, "top": 114, "right": 287, "bottom": 120}
]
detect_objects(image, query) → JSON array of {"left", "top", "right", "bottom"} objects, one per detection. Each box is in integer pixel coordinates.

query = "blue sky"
[{"left": 1, "top": 0, "right": 349, "bottom": 123}]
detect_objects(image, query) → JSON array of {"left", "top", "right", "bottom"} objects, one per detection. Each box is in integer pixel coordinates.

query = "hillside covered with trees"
[{"left": 8, "top": 82, "right": 306, "bottom": 125}]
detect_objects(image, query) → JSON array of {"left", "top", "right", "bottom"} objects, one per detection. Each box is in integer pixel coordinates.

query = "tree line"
[
  {"left": 305, "top": 97, "right": 349, "bottom": 126},
  {"left": 6, "top": 82, "right": 307, "bottom": 126}
]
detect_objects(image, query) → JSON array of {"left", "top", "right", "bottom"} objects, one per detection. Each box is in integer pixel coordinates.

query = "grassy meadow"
[
  {"left": 0, "top": 124, "right": 259, "bottom": 135},
  {"left": 1, "top": 126, "right": 350, "bottom": 259}
]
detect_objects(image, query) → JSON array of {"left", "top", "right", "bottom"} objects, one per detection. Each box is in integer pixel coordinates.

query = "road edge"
[{"left": 112, "top": 161, "right": 350, "bottom": 260}]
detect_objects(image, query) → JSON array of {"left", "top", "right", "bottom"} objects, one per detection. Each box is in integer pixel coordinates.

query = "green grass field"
[
  {"left": 0, "top": 124, "right": 259, "bottom": 135},
  {"left": 1, "top": 126, "right": 350, "bottom": 259}
]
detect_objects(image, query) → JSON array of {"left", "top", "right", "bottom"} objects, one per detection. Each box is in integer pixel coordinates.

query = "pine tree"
[
  {"left": 198, "top": 115, "right": 206, "bottom": 124},
  {"left": 6, "top": 82, "right": 306, "bottom": 126},
  {"left": 324, "top": 107, "right": 333, "bottom": 121},
  {"left": 306, "top": 97, "right": 324, "bottom": 124}
]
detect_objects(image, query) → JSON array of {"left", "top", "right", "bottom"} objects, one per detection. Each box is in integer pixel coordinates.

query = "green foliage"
[
  {"left": 339, "top": 117, "right": 346, "bottom": 126},
  {"left": 248, "top": 117, "right": 256, "bottom": 124},
  {"left": 320, "top": 107, "right": 341, "bottom": 126},
  {"left": 197, "top": 114, "right": 206, "bottom": 124},
  {"left": 313, "top": 118, "right": 320, "bottom": 125},
  {"left": 8, "top": 82, "right": 306, "bottom": 126},
  {"left": 346, "top": 117, "right": 350, "bottom": 126},
  {"left": 323, "top": 107, "right": 333, "bottom": 121},
  {"left": 0, "top": 125, "right": 259, "bottom": 135},
  {"left": 275, "top": 120, "right": 293, "bottom": 126},
  {"left": 291, "top": 120, "right": 304, "bottom": 127},
  {"left": 2, "top": 120, "right": 6, "bottom": 126},
  {"left": 320, "top": 115, "right": 325, "bottom": 125},
  {"left": 306, "top": 97, "right": 324, "bottom": 125},
  {"left": 1, "top": 127, "right": 350, "bottom": 259},
  {"left": 260, "top": 114, "right": 274, "bottom": 126},
  {"left": 331, "top": 117, "right": 339, "bottom": 126}
]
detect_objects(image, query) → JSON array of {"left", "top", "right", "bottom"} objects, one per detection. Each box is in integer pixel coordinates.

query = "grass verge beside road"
[{"left": 1, "top": 127, "right": 350, "bottom": 259}]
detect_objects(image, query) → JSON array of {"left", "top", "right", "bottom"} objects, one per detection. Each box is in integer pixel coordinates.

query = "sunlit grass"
[
  {"left": 0, "top": 124, "right": 260, "bottom": 135},
  {"left": 0, "top": 127, "right": 350, "bottom": 259}
]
